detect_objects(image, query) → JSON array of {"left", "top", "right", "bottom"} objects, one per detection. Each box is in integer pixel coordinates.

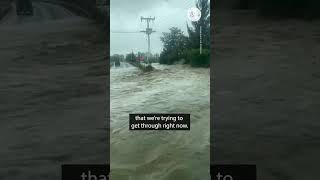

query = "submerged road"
[
  {"left": 0, "top": 1, "right": 108, "bottom": 179},
  {"left": 110, "top": 63, "right": 210, "bottom": 180}
]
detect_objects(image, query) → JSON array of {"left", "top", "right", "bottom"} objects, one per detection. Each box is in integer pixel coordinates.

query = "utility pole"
[{"left": 140, "top": 16, "right": 155, "bottom": 64}]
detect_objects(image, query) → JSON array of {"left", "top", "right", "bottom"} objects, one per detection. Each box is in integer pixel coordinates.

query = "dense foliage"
[
  {"left": 183, "top": 49, "right": 210, "bottom": 67},
  {"left": 159, "top": 27, "right": 188, "bottom": 65},
  {"left": 159, "top": 0, "right": 210, "bottom": 67},
  {"left": 187, "top": 0, "right": 210, "bottom": 49}
]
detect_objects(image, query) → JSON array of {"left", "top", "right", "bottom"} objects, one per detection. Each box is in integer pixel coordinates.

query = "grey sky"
[{"left": 110, "top": 0, "right": 199, "bottom": 55}]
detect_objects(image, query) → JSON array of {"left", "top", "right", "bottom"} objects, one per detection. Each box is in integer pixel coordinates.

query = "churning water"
[{"left": 110, "top": 63, "right": 210, "bottom": 180}]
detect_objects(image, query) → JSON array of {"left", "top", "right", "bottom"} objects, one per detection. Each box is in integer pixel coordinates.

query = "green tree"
[
  {"left": 187, "top": 0, "right": 210, "bottom": 49},
  {"left": 160, "top": 27, "right": 188, "bottom": 64}
]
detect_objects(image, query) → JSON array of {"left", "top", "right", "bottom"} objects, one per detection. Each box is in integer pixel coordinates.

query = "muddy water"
[{"left": 110, "top": 63, "right": 210, "bottom": 180}]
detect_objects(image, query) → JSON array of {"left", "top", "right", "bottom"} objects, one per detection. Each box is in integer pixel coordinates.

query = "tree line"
[{"left": 159, "top": 0, "right": 210, "bottom": 67}]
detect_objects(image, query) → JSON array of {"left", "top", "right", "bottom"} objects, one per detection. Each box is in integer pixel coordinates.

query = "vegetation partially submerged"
[
  {"left": 129, "top": 60, "right": 155, "bottom": 72},
  {"left": 183, "top": 49, "right": 210, "bottom": 67},
  {"left": 137, "top": 64, "right": 154, "bottom": 72}
]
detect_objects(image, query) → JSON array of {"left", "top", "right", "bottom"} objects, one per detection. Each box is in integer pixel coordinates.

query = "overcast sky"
[{"left": 110, "top": 0, "right": 203, "bottom": 55}]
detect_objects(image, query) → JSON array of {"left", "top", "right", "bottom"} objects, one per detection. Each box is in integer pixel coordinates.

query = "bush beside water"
[
  {"left": 160, "top": 48, "right": 210, "bottom": 68},
  {"left": 183, "top": 49, "right": 210, "bottom": 68}
]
